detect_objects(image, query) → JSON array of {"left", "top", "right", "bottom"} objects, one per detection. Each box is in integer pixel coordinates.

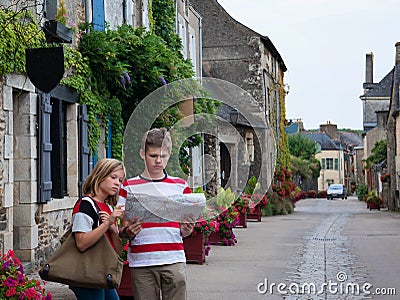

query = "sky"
[{"left": 217, "top": 0, "right": 400, "bottom": 130}]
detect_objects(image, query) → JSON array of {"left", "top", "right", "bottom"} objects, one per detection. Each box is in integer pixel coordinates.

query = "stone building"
[
  {"left": 360, "top": 52, "right": 392, "bottom": 132},
  {"left": 0, "top": 0, "right": 203, "bottom": 268},
  {"left": 301, "top": 122, "right": 362, "bottom": 192},
  {"left": 386, "top": 42, "right": 400, "bottom": 210},
  {"left": 190, "top": 0, "right": 287, "bottom": 193}
]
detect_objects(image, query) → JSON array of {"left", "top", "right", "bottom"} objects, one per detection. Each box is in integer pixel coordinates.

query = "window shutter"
[
  {"left": 321, "top": 158, "right": 326, "bottom": 169},
  {"left": 92, "top": 0, "right": 105, "bottom": 31},
  {"left": 38, "top": 93, "right": 53, "bottom": 203},
  {"left": 334, "top": 158, "right": 339, "bottom": 170},
  {"left": 78, "top": 104, "right": 90, "bottom": 197}
]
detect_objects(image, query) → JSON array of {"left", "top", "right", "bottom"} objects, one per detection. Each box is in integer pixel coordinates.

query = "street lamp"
[{"left": 229, "top": 107, "right": 239, "bottom": 125}]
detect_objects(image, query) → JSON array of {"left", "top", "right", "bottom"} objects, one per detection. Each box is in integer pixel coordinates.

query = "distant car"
[{"left": 327, "top": 184, "right": 347, "bottom": 200}]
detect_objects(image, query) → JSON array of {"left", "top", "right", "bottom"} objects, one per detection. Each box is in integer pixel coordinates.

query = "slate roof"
[
  {"left": 285, "top": 123, "right": 299, "bottom": 134},
  {"left": 361, "top": 69, "right": 394, "bottom": 98},
  {"left": 339, "top": 132, "right": 364, "bottom": 148},
  {"left": 301, "top": 132, "right": 340, "bottom": 151}
]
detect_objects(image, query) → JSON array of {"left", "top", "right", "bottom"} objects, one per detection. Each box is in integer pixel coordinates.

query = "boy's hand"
[
  {"left": 180, "top": 214, "right": 195, "bottom": 238},
  {"left": 123, "top": 217, "right": 143, "bottom": 239}
]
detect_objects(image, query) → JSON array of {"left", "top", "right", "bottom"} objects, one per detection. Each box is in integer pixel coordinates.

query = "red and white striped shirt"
[{"left": 118, "top": 174, "right": 191, "bottom": 267}]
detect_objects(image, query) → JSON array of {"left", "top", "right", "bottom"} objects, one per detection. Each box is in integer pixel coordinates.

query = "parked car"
[{"left": 327, "top": 184, "right": 347, "bottom": 200}]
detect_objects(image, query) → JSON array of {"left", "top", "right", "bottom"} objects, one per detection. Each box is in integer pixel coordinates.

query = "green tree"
[{"left": 288, "top": 134, "right": 317, "bottom": 160}]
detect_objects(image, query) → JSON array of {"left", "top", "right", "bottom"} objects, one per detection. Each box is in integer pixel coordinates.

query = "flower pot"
[
  {"left": 235, "top": 212, "right": 247, "bottom": 228},
  {"left": 247, "top": 203, "right": 262, "bottom": 222},
  {"left": 183, "top": 233, "right": 206, "bottom": 264},
  {"left": 207, "top": 229, "right": 236, "bottom": 246},
  {"left": 117, "top": 263, "right": 133, "bottom": 298},
  {"left": 43, "top": 20, "right": 73, "bottom": 43},
  {"left": 367, "top": 201, "right": 381, "bottom": 210},
  {"left": 207, "top": 230, "right": 224, "bottom": 245}
]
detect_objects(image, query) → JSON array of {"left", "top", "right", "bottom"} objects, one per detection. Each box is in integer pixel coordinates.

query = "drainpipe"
[
  {"left": 175, "top": 0, "right": 179, "bottom": 33},
  {"left": 275, "top": 60, "right": 280, "bottom": 161},
  {"left": 199, "top": 15, "right": 203, "bottom": 82},
  {"left": 85, "top": 0, "right": 91, "bottom": 24},
  {"left": 123, "top": 0, "right": 127, "bottom": 24}
]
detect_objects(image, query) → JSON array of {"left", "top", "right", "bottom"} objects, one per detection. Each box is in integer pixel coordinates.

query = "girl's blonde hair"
[{"left": 82, "top": 158, "right": 125, "bottom": 205}]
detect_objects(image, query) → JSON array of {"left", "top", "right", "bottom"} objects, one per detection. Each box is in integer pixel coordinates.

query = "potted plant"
[
  {"left": 366, "top": 191, "right": 384, "bottom": 210},
  {"left": 247, "top": 193, "right": 268, "bottom": 222},
  {"left": 183, "top": 218, "right": 218, "bottom": 264},
  {"left": 380, "top": 173, "right": 390, "bottom": 183},
  {"left": 0, "top": 250, "right": 52, "bottom": 299},
  {"left": 233, "top": 195, "right": 249, "bottom": 228},
  {"left": 43, "top": 0, "right": 75, "bottom": 43},
  {"left": 117, "top": 241, "right": 133, "bottom": 298},
  {"left": 207, "top": 206, "right": 238, "bottom": 246}
]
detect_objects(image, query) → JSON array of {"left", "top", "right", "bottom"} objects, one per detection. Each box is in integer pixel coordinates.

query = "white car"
[{"left": 327, "top": 184, "right": 347, "bottom": 200}]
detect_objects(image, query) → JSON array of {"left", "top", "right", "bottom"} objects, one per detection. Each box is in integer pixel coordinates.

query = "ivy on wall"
[
  {"left": 278, "top": 70, "right": 290, "bottom": 169},
  {"left": 0, "top": 9, "right": 45, "bottom": 76},
  {"left": 1, "top": 2, "right": 219, "bottom": 168}
]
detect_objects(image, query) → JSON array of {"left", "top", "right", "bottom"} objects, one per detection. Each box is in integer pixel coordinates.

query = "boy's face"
[{"left": 140, "top": 146, "right": 171, "bottom": 176}]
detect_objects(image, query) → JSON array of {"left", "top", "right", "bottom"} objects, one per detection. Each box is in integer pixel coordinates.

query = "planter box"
[
  {"left": 183, "top": 233, "right": 206, "bottom": 265},
  {"left": 235, "top": 212, "right": 247, "bottom": 228},
  {"left": 43, "top": 20, "right": 73, "bottom": 43},
  {"left": 117, "top": 263, "right": 133, "bottom": 298},
  {"left": 367, "top": 201, "right": 381, "bottom": 210},
  {"left": 207, "top": 229, "right": 236, "bottom": 246},
  {"left": 247, "top": 204, "right": 262, "bottom": 222},
  {"left": 207, "top": 231, "right": 224, "bottom": 245}
]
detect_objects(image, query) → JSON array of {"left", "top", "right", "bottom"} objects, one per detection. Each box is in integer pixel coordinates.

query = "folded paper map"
[{"left": 124, "top": 193, "right": 206, "bottom": 222}]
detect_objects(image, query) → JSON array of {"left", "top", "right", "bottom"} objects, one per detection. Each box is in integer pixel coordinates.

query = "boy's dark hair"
[{"left": 142, "top": 128, "right": 172, "bottom": 153}]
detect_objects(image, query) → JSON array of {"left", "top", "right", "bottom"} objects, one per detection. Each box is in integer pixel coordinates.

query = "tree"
[{"left": 288, "top": 134, "right": 317, "bottom": 160}]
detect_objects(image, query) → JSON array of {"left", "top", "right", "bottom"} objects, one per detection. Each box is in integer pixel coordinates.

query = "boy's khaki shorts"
[{"left": 131, "top": 262, "right": 187, "bottom": 300}]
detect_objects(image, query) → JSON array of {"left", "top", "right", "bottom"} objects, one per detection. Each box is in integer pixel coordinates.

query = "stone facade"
[
  {"left": 360, "top": 53, "right": 392, "bottom": 132},
  {"left": 190, "top": 0, "right": 286, "bottom": 193},
  {"left": 387, "top": 42, "right": 400, "bottom": 210}
]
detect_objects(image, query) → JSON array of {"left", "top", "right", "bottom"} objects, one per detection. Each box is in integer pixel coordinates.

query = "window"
[
  {"left": 50, "top": 98, "right": 67, "bottom": 198},
  {"left": 326, "top": 158, "right": 334, "bottom": 170},
  {"left": 321, "top": 158, "right": 326, "bottom": 169},
  {"left": 334, "top": 158, "right": 339, "bottom": 170}
]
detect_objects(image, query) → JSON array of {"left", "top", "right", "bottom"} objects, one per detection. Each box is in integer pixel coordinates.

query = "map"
[{"left": 124, "top": 193, "right": 206, "bottom": 222}]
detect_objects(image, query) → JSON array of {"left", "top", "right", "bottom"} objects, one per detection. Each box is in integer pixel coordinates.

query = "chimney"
[
  {"left": 320, "top": 122, "right": 339, "bottom": 140},
  {"left": 396, "top": 42, "right": 400, "bottom": 65},
  {"left": 365, "top": 52, "right": 374, "bottom": 83}
]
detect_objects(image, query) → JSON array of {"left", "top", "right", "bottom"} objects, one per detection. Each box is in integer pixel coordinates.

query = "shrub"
[
  {"left": 356, "top": 183, "right": 368, "bottom": 201},
  {"left": 317, "top": 190, "right": 327, "bottom": 198}
]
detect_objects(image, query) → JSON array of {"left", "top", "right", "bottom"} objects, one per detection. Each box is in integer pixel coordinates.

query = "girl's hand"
[{"left": 99, "top": 206, "right": 125, "bottom": 227}]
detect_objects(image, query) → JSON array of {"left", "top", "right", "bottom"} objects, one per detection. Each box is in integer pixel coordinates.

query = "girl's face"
[{"left": 97, "top": 168, "right": 125, "bottom": 199}]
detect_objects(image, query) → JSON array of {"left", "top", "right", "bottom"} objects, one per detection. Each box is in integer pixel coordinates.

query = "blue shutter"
[
  {"left": 38, "top": 93, "right": 52, "bottom": 203},
  {"left": 78, "top": 104, "right": 91, "bottom": 197},
  {"left": 92, "top": 0, "right": 105, "bottom": 31}
]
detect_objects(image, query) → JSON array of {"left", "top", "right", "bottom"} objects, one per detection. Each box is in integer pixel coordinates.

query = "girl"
[{"left": 70, "top": 158, "right": 125, "bottom": 300}]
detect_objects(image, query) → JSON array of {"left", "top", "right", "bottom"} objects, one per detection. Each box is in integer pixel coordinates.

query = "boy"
[{"left": 118, "top": 128, "right": 194, "bottom": 300}]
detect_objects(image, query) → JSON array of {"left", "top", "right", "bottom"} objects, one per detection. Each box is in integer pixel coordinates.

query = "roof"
[
  {"left": 361, "top": 69, "right": 394, "bottom": 98},
  {"left": 339, "top": 132, "right": 364, "bottom": 148},
  {"left": 301, "top": 132, "right": 340, "bottom": 151},
  {"left": 285, "top": 123, "right": 299, "bottom": 134},
  {"left": 211, "top": 0, "right": 287, "bottom": 72}
]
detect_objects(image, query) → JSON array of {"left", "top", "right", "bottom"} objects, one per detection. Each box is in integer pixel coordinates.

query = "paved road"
[{"left": 30, "top": 196, "right": 400, "bottom": 299}]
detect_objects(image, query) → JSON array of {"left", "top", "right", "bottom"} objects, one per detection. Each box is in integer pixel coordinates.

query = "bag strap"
[{"left": 80, "top": 196, "right": 102, "bottom": 227}]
